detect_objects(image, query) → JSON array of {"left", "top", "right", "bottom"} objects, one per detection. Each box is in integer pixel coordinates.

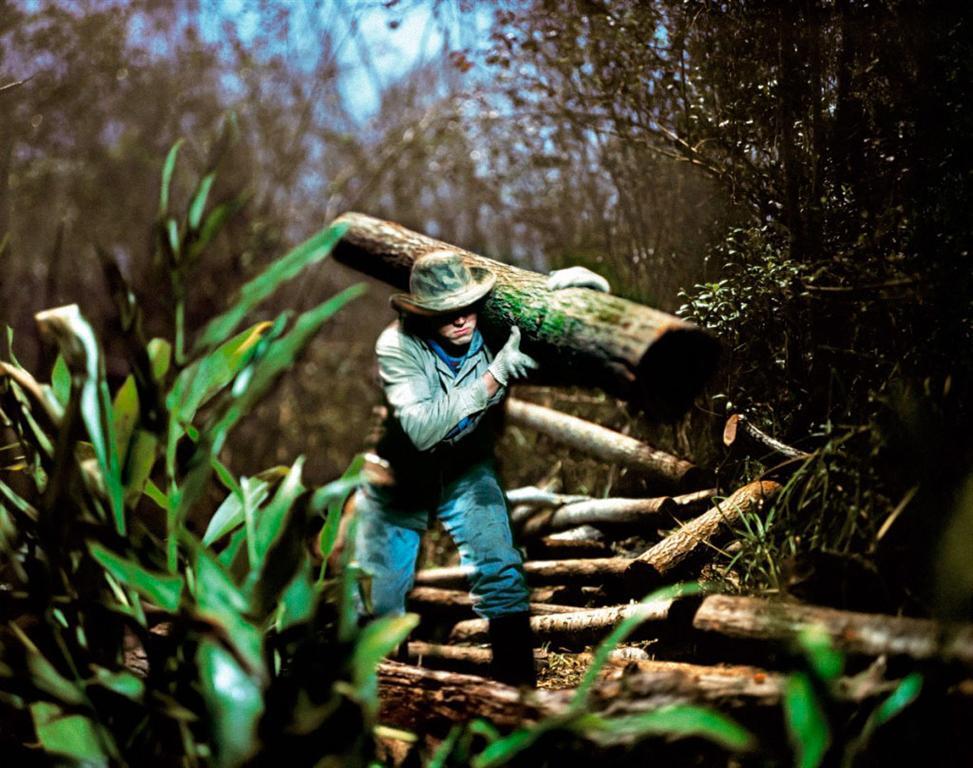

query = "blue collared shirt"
[{"left": 425, "top": 329, "right": 484, "bottom": 438}]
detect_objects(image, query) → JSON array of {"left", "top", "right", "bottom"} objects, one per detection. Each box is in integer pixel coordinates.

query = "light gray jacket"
[{"left": 375, "top": 320, "right": 506, "bottom": 453}]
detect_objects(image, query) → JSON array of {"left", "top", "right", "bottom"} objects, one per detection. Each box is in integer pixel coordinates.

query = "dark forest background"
[{"left": 2, "top": 0, "right": 972, "bottom": 619}]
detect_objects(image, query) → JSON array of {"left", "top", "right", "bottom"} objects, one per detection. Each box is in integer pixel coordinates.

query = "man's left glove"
[{"left": 546, "top": 266, "right": 611, "bottom": 293}]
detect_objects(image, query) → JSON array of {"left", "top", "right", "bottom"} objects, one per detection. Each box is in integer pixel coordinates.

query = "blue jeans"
[{"left": 351, "top": 460, "right": 529, "bottom": 620}]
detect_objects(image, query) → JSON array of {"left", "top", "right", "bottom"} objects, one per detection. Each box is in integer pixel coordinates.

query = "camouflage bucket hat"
[{"left": 390, "top": 250, "right": 496, "bottom": 316}]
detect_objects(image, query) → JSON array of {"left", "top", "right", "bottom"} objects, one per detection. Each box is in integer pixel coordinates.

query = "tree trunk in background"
[{"left": 331, "top": 212, "right": 720, "bottom": 420}]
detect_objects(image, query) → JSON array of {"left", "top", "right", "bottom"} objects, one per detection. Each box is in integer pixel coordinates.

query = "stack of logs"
[{"left": 378, "top": 398, "right": 973, "bottom": 756}]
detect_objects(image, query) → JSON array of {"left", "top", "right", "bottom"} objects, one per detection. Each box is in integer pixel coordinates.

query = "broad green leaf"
[
  {"left": 276, "top": 558, "right": 317, "bottom": 631},
  {"left": 143, "top": 478, "right": 169, "bottom": 510},
  {"left": 217, "top": 527, "right": 247, "bottom": 569},
  {"left": 472, "top": 727, "right": 542, "bottom": 768},
  {"left": 31, "top": 702, "right": 109, "bottom": 763},
  {"left": 577, "top": 706, "right": 754, "bottom": 751},
  {"left": 159, "top": 138, "right": 184, "bottom": 216},
  {"left": 90, "top": 667, "right": 145, "bottom": 701},
  {"left": 147, "top": 338, "right": 172, "bottom": 383},
  {"left": 35, "top": 305, "right": 124, "bottom": 532},
  {"left": 212, "top": 456, "right": 242, "bottom": 495},
  {"left": 166, "top": 217, "right": 180, "bottom": 261},
  {"left": 203, "top": 477, "right": 269, "bottom": 546},
  {"left": 352, "top": 613, "right": 419, "bottom": 690},
  {"left": 112, "top": 375, "right": 139, "bottom": 462},
  {"left": 191, "top": 546, "right": 263, "bottom": 672},
  {"left": 784, "top": 672, "right": 830, "bottom": 768},
  {"left": 51, "top": 354, "right": 70, "bottom": 406},
  {"left": 197, "top": 639, "right": 263, "bottom": 768},
  {"left": 194, "top": 547, "right": 250, "bottom": 615},
  {"left": 190, "top": 198, "right": 244, "bottom": 261},
  {"left": 11, "top": 624, "right": 83, "bottom": 705},
  {"left": 871, "top": 672, "right": 922, "bottom": 726},
  {"left": 194, "top": 220, "right": 351, "bottom": 352},
  {"left": 88, "top": 542, "right": 183, "bottom": 612},
  {"left": 170, "top": 321, "right": 273, "bottom": 425},
  {"left": 206, "top": 285, "right": 366, "bottom": 455},
  {"left": 0, "top": 477, "right": 39, "bottom": 521},
  {"left": 797, "top": 625, "right": 843, "bottom": 681},
  {"left": 252, "top": 458, "right": 305, "bottom": 567},
  {"left": 188, "top": 172, "right": 216, "bottom": 230},
  {"left": 123, "top": 430, "right": 158, "bottom": 504},
  {"left": 313, "top": 455, "right": 365, "bottom": 569},
  {"left": 843, "top": 673, "right": 922, "bottom": 767}
]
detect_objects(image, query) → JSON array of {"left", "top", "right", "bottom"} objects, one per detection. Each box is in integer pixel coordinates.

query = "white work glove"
[
  {"left": 488, "top": 326, "right": 538, "bottom": 386},
  {"left": 546, "top": 266, "right": 611, "bottom": 293}
]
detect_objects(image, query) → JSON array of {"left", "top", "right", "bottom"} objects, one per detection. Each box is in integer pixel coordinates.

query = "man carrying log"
[{"left": 349, "top": 249, "right": 608, "bottom": 687}]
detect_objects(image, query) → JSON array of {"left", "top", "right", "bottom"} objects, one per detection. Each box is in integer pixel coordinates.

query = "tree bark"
[
  {"left": 415, "top": 557, "right": 653, "bottom": 590},
  {"left": 628, "top": 481, "right": 782, "bottom": 583},
  {"left": 528, "top": 534, "right": 614, "bottom": 560},
  {"left": 407, "top": 586, "right": 578, "bottom": 616},
  {"left": 405, "top": 641, "right": 650, "bottom": 673},
  {"left": 448, "top": 601, "right": 675, "bottom": 644},
  {"left": 506, "top": 398, "right": 707, "bottom": 489},
  {"left": 723, "top": 414, "right": 811, "bottom": 461},
  {"left": 521, "top": 495, "right": 678, "bottom": 538},
  {"left": 377, "top": 659, "right": 908, "bottom": 737},
  {"left": 331, "top": 212, "right": 720, "bottom": 420},
  {"left": 693, "top": 594, "right": 973, "bottom": 666}
]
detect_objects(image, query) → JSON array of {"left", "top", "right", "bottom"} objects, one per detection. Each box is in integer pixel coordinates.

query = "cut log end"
[{"left": 636, "top": 325, "right": 721, "bottom": 422}]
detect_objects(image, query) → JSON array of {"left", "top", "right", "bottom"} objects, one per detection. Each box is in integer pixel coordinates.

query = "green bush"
[{"left": 0, "top": 140, "right": 425, "bottom": 766}]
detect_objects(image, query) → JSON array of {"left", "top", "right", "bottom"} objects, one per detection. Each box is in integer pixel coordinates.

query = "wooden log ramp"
[{"left": 332, "top": 212, "right": 720, "bottom": 420}]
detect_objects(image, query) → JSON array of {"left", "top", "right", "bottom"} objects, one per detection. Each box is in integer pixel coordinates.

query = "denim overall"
[{"left": 352, "top": 321, "right": 530, "bottom": 620}]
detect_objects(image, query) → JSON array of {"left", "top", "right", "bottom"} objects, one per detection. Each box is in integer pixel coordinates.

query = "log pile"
[
  {"left": 332, "top": 220, "right": 973, "bottom": 760},
  {"left": 373, "top": 398, "right": 973, "bottom": 758}
]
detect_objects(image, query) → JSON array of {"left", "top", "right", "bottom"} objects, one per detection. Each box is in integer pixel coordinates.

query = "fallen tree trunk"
[
  {"left": 628, "top": 481, "right": 781, "bottom": 583},
  {"left": 407, "top": 587, "right": 578, "bottom": 616},
  {"left": 724, "top": 414, "right": 811, "bottom": 461},
  {"left": 528, "top": 534, "right": 614, "bottom": 560},
  {"left": 506, "top": 398, "right": 707, "bottom": 488},
  {"left": 332, "top": 212, "right": 720, "bottom": 420},
  {"left": 694, "top": 594, "right": 973, "bottom": 666},
  {"left": 521, "top": 495, "right": 678, "bottom": 538},
  {"left": 415, "top": 557, "right": 654, "bottom": 590},
  {"left": 405, "top": 641, "right": 650, "bottom": 673},
  {"left": 377, "top": 659, "right": 910, "bottom": 738},
  {"left": 449, "top": 601, "right": 675, "bottom": 644}
]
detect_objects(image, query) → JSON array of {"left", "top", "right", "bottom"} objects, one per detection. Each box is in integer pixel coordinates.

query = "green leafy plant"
[
  {"left": 783, "top": 626, "right": 923, "bottom": 768},
  {"left": 0, "top": 138, "right": 425, "bottom": 765}
]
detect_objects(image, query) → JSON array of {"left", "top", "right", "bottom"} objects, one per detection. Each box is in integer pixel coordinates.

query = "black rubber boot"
[{"left": 487, "top": 611, "right": 537, "bottom": 688}]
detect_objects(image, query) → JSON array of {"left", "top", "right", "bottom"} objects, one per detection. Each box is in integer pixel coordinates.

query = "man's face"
[{"left": 435, "top": 308, "right": 477, "bottom": 346}]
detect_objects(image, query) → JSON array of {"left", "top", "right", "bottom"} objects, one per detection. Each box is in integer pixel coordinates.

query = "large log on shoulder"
[
  {"left": 694, "top": 594, "right": 973, "bottom": 666},
  {"left": 507, "top": 398, "right": 708, "bottom": 489},
  {"left": 332, "top": 212, "right": 720, "bottom": 420}
]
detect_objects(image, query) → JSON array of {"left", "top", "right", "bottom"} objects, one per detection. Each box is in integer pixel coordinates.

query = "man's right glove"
[{"left": 488, "top": 326, "right": 538, "bottom": 386}]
